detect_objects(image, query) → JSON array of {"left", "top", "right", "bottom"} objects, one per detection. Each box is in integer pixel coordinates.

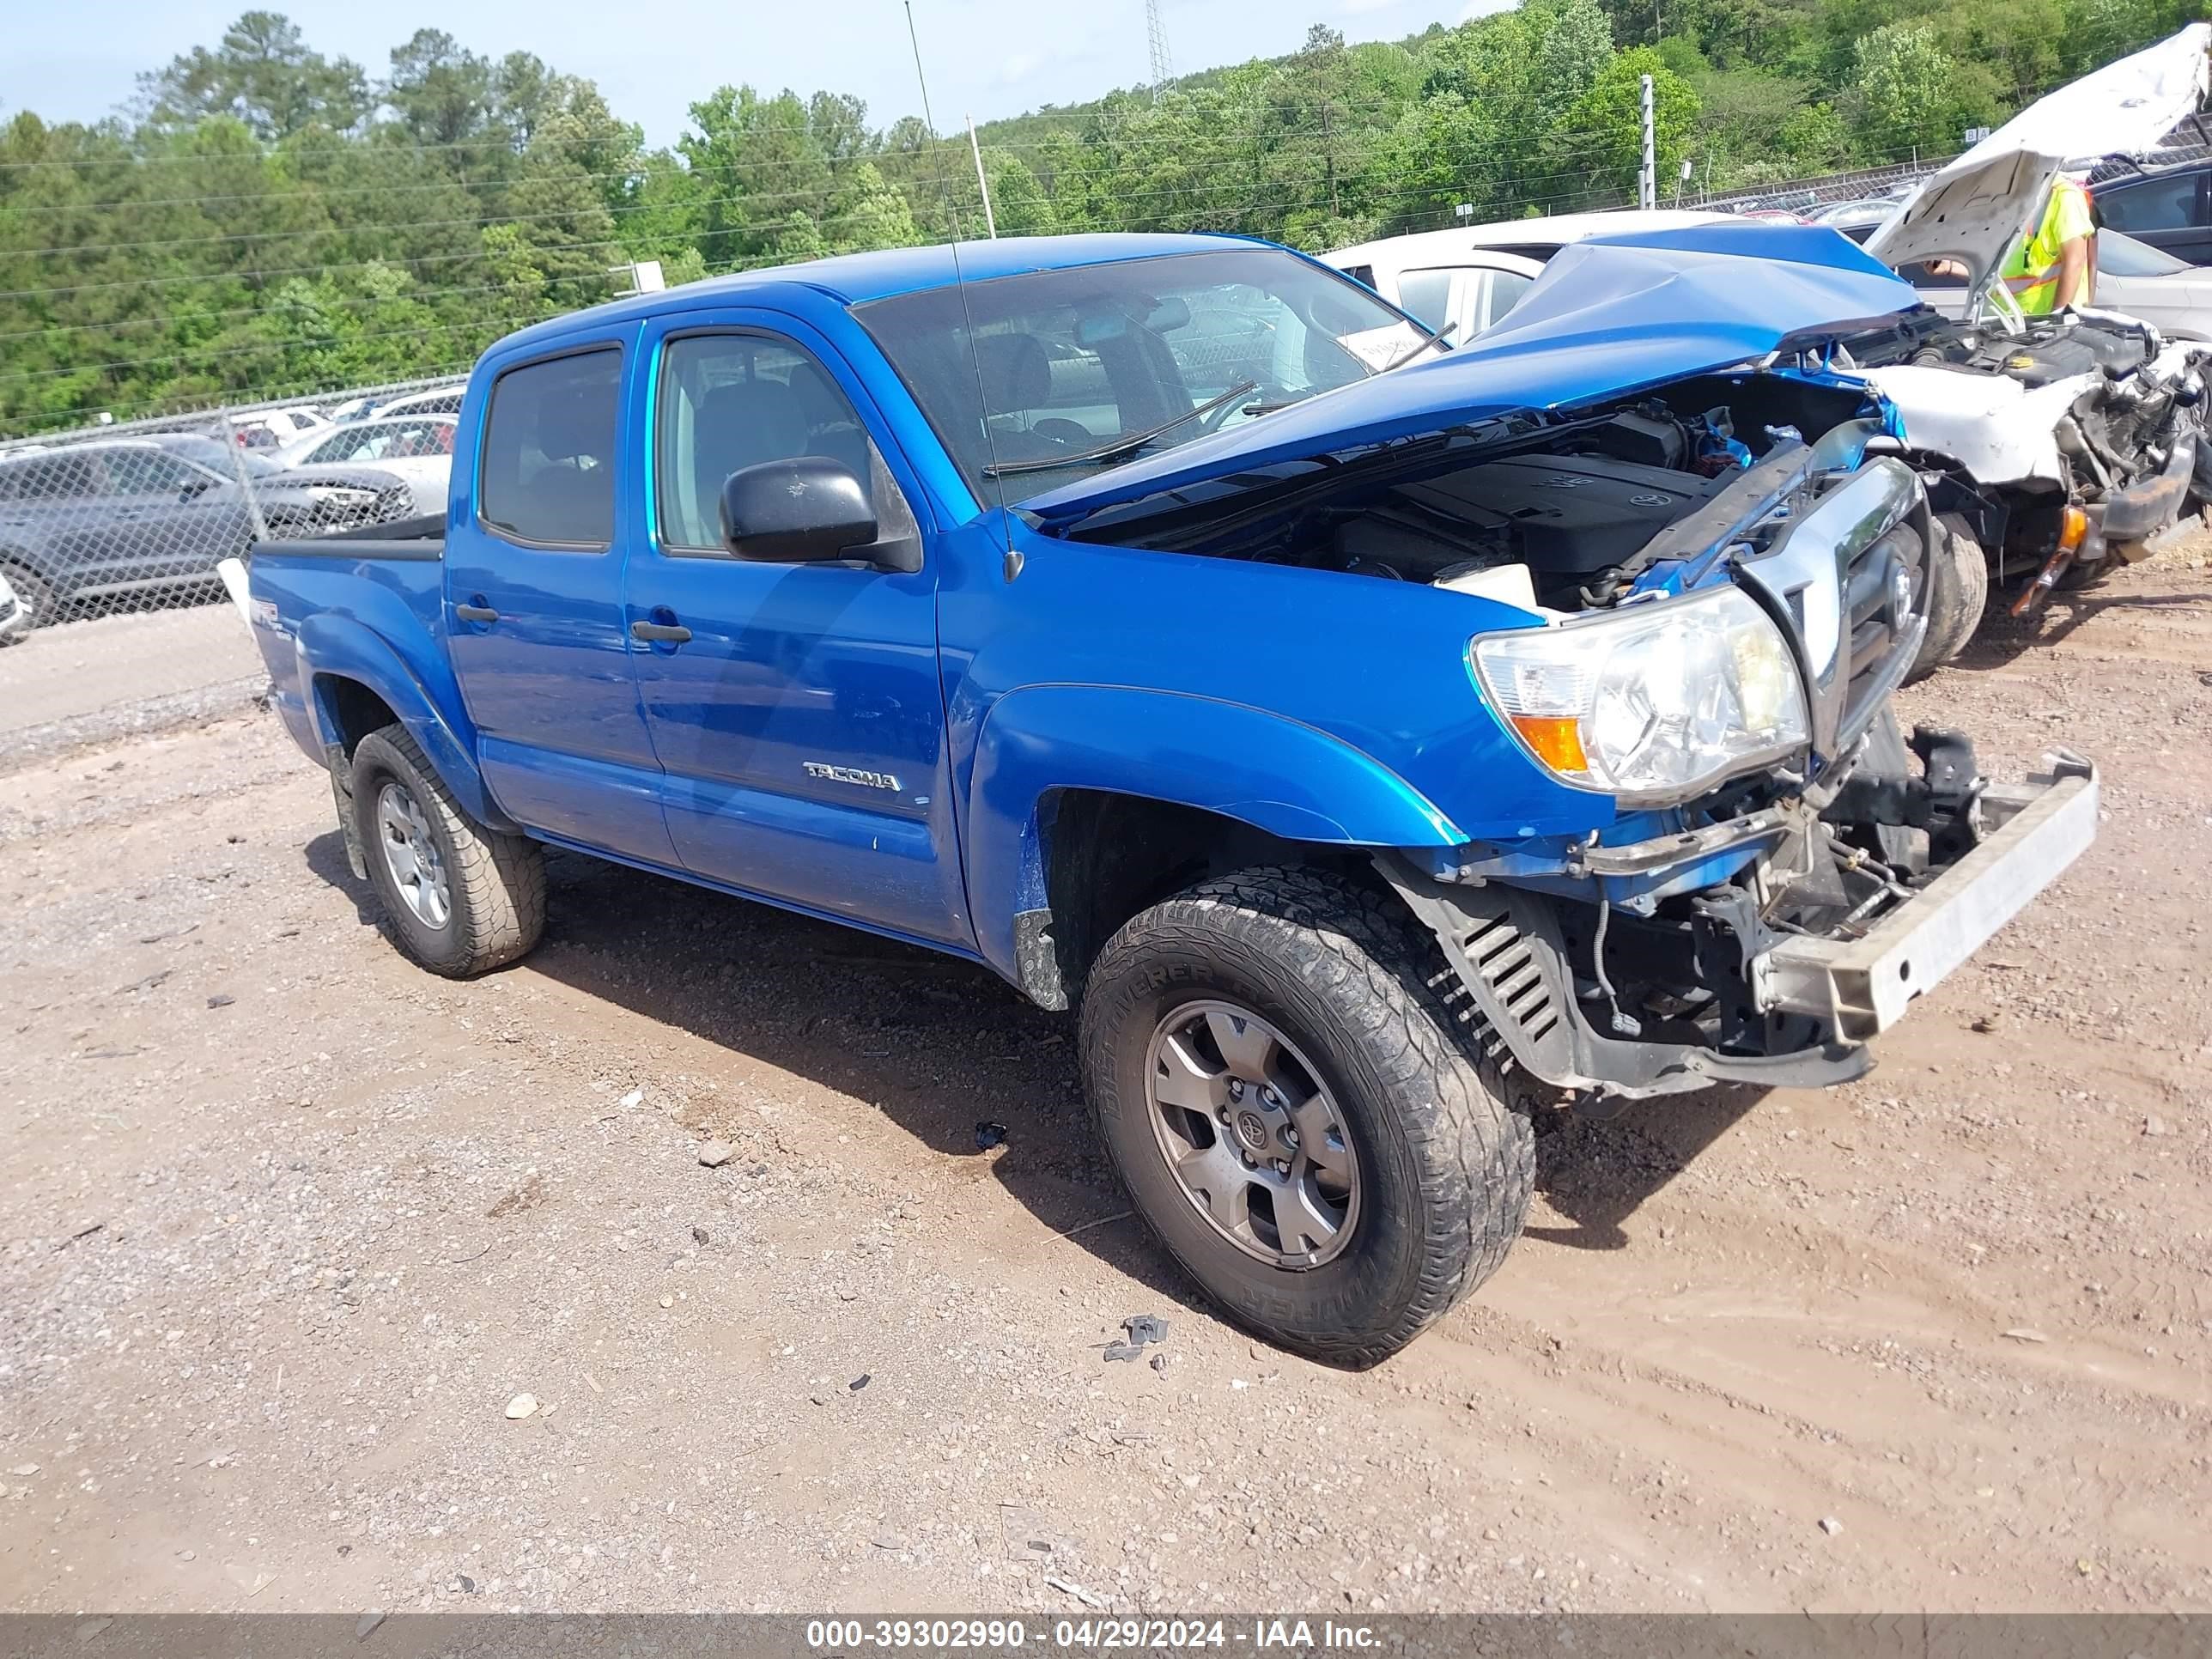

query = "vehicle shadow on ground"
[
  {"left": 307, "top": 833, "right": 1765, "bottom": 1291},
  {"left": 305, "top": 830, "right": 1200, "bottom": 1312},
  {"left": 1954, "top": 586, "right": 2210, "bottom": 673},
  {"left": 1522, "top": 1085, "right": 1765, "bottom": 1251}
]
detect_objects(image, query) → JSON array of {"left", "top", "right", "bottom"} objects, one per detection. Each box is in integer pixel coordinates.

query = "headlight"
[
  {"left": 1470, "top": 585, "right": 1808, "bottom": 803},
  {"left": 306, "top": 486, "right": 377, "bottom": 506}
]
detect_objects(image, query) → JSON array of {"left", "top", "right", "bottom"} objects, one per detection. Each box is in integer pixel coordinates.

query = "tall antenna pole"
[{"left": 1146, "top": 0, "right": 1174, "bottom": 96}]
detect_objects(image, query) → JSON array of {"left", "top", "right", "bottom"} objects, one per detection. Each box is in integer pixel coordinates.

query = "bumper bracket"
[{"left": 1752, "top": 763, "right": 2099, "bottom": 1042}]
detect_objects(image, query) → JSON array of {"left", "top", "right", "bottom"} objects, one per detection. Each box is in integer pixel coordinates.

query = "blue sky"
[{"left": 2, "top": 0, "right": 1504, "bottom": 149}]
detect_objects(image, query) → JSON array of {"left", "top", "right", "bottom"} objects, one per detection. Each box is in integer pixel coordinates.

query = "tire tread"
[
  {"left": 354, "top": 723, "right": 544, "bottom": 977},
  {"left": 1080, "top": 865, "right": 1534, "bottom": 1367}
]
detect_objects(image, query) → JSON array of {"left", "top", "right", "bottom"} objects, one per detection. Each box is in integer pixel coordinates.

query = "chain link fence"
[{"left": 0, "top": 374, "right": 462, "bottom": 637}]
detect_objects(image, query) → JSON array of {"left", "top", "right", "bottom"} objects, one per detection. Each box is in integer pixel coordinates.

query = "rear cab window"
[{"left": 477, "top": 348, "right": 623, "bottom": 549}]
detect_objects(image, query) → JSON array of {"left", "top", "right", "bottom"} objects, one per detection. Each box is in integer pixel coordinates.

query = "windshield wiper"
[
  {"left": 983, "top": 380, "right": 1260, "bottom": 478},
  {"left": 1378, "top": 319, "right": 1458, "bottom": 374}
]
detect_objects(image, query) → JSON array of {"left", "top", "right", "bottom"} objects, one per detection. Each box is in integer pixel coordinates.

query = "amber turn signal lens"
[
  {"left": 2059, "top": 505, "right": 2088, "bottom": 551},
  {"left": 1508, "top": 714, "right": 1589, "bottom": 775}
]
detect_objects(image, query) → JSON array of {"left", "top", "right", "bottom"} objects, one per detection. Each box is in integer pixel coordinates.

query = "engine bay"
[
  {"left": 1074, "top": 373, "right": 1874, "bottom": 612},
  {"left": 1840, "top": 310, "right": 2160, "bottom": 386},
  {"left": 1328, "top": 448, "right": 1726, "bottom": 601},
  {"left": 1839, "top": 310, "right": 2209, "bottom": 555}
]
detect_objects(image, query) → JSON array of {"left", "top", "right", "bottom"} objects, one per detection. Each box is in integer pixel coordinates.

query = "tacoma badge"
[{"left": 803, "top": 762, "right": 902, "bottom": 791}]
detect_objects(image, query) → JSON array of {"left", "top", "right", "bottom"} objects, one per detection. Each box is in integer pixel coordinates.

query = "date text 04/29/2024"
[{"left": 804, "top": 1619, "right": 1380, "bottom": 1650}]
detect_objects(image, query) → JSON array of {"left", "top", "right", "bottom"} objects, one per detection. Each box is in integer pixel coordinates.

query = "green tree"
[
  {"left": 679, "top": 85, "right": 834, "bottom": 267},
  {"left": 385, "top": 29, "right": 495, "bottom": 149},
  {"left": 984, "top": 153, "right": 1057, "bottom": 235},
  {"left": 137, "top": 11, "right": 370, "bottom": 139},
  {"left": 1850, "top": 23, "right": 1964, "bottom": 160}
]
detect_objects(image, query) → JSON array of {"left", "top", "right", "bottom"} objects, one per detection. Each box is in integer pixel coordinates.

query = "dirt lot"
[{"left": 3, "top": 553, "right": 2209, "bottom": 1619}]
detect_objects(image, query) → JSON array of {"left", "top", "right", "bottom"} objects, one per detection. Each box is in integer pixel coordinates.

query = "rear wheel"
[
  {"left": 349, "top": 724, "right": 544, "bottom": 977},
  {"left": 1079, "top": 866, "right": 1534, "bottom": 1367}
]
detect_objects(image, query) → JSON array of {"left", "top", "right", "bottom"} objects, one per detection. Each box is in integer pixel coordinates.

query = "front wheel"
[
  {"left": 350, "top": 724, "right": 545, "bottom": 977},
  {"left": 0, "top": 563, "right": 58, "bottom": 634},
  {"left": 1079, "top": 867, "right": 1534, "bottom": 1367},
  {"left": 1905, "top": 513, "right": 1988, "bottom": 682}
]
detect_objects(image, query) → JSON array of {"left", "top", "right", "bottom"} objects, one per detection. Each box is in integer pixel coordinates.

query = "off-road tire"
[
  {"left": 1, "top": 562, "right": 58, "bottom": 633},
  {"left": 1906, "top": 513, "right": 1987, "bottom": 683},
  {"left": 1079, "top": 866, "right": 1535, "bottom": 1368},
  {"left": 350, "top": 723, "right": 544, "bottom": 977}
]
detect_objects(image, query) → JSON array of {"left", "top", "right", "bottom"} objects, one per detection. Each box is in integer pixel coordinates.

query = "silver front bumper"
[{"left": 1752, "top": 766, "right": 2100, "bottom": 1042}]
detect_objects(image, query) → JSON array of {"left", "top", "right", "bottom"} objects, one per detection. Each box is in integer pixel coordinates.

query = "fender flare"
[
  {"left": 293, "top": 611, "right": 515, "bottom": 832},
  {"left": 963, "top": 683, "right": 1463, "bottom": 987}
]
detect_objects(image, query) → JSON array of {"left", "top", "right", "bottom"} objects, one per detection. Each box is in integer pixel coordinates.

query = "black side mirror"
[{"left": 720, "top": 457, "right": 876, "bottom": 564}]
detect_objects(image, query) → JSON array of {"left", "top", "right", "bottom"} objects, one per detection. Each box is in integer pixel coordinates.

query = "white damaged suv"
[{"left": 1845, "top": 145, "right": 2210, "bottom": 661}]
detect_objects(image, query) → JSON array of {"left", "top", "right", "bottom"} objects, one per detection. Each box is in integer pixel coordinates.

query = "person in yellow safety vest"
[{"left": 1996, "top": 175, "right": 2098, "bottom": 315}]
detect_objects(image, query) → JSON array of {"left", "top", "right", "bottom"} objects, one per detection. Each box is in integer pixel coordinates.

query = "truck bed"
[
  {"left": 253, "top": 514, "right": 447, "bottom": 562},
  {"left": 247, "top": 514, "right": 460, "bottom": 773}
]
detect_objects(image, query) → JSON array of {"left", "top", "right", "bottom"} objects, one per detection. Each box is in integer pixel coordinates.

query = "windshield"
[
  {"left": 158, "top": 433, "right": 280, "bottom": 476},
  {"left": 2098, "top": 228, "right": 2191, "bottom": 277},
  {"left": 853, "top": 248, "right": 1426, "bottom": 503}
]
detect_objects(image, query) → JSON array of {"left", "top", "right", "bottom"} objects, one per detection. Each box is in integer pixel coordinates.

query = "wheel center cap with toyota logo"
[{"left": 1234, "top": 1109, "right": 1269, "bottom": 1152}]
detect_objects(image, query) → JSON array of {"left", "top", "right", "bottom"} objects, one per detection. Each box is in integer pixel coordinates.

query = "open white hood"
[
  {"left": 1963, "top": 23, "right": 2210, "bottom": 169},
  {"left": 1864, "top": 25, "right": 2211, "bottom": 307},
  {"left": 1863, "top": 148, "right": 2062, "bottom": 306}
]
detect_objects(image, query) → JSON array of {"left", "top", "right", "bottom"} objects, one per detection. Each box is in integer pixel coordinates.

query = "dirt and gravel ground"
[
  {"left": 3, "top": 550, "right": 2209, "bottom": 1620},
  {"left": 0, "top": 603, "right": 262, "bottom": 761}
]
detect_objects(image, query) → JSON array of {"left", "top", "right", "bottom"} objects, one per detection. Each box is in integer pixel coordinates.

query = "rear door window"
[
  {"left": 1484, "top": 270, "right": 1534, "bottom": 327},
  {"left": 478, "top": 348, "right": 622, "bottom": 549},
  {"left": 2098, "top": 172, "right": 2204, "bottom": 234},
  {"left": 1395, "top": 269, "right": 1455, "bottom": 332},
  {"left": 21, "top": 453, "right": 102, "bottom": 500}
]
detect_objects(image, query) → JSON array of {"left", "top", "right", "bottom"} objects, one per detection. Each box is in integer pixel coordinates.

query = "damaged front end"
[
  {"left": 1844, "top": 307, "right": 2210, "bottom": 609},
  {"left": 1384, "top": 730, "right": 2096, "bottom": 1102},
  {"left": 1379, "top": 426, "right": 2100, "bottom": 1102}
]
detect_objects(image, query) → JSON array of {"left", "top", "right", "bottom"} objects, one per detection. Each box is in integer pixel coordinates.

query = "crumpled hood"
[
  {"left": 1865, "top": 26, "right": 2211, "bottom": 300},
  {"left": 1023, "top": 226, "right": 1921, "bottom": 530}
]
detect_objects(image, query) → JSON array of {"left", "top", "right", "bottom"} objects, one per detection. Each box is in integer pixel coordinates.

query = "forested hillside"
[{"left": 1, "top": 0, "right": 2200, "bottom": 434}]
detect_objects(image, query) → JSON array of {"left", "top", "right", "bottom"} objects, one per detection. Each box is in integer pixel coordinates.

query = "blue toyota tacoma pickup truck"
[{"left": 245, "top": 228, "right": 2097, "bottom": 1364}]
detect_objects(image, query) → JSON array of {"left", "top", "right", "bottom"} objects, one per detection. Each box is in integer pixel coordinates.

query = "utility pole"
[
  {"left": 1638, "top": 74, "right": 1656, "bottom": 210},
  {"left": 1322, "top": 101, "right": 1340, "bottom": 218},
  {"left": 966, "top": 114, "right": 998, "bottom": 238}
]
